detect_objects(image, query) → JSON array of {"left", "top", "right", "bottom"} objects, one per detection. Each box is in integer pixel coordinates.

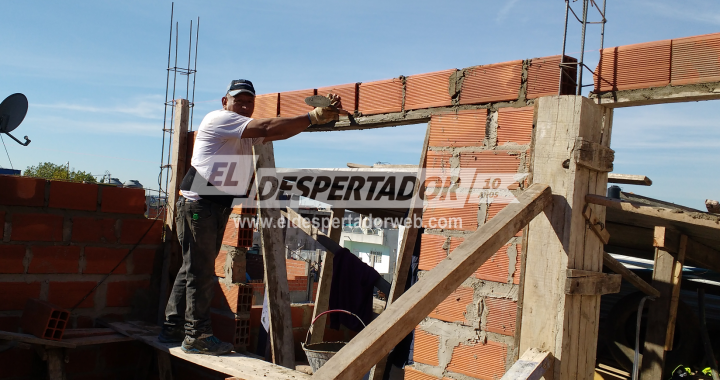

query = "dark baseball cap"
[{"left": 227, "top": 79, "right": 255, "bottom": 97}]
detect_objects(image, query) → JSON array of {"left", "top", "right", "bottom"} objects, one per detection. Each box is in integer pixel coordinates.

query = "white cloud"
[
  {"left": 25, "top": 114, "right": 161, "bottom": 137},
  {"left": 33, "top": 95, "right": 165, "bottom": 120}
]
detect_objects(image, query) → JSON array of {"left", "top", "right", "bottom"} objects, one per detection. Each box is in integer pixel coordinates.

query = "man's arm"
[{"left": 242, "top": 115, "right": 310, "bottom": 142}]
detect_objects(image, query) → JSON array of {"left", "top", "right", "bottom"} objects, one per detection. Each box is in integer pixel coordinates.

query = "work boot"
[
  {"left": 181, "top": 335, "right": 233, "bottom": 356},
  {"left": 157, "top": 326, "right": 185, "bottom": 343}
]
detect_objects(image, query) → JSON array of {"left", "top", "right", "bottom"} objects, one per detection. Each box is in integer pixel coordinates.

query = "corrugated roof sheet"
[
  {"left": 594, "top": 40, "right": 671, "bottom": 92},
  {"left": 413, "top": 329, "right": 440, "bottom": 366},
  {"left": 358, "top": 78, "right": 403, "bottom": 115},
  {"left": 672, "top": 32, "right": 720, "bottom": 85},
  {"left": 418, "top": 234, "right": 448, "bottom": 271},
  {"left": 405, "top": 69, "right": 456, "bottom": 110},
  {"left": 428, "top": 109, "right": 487, "bottom": 148},
  {"left": 484, "top": 297, "right": 518, "bottom": 336},
  {"left": 428, "top": 286, "right": 473, "bottom": 325},
  {"left": 497, "top": 106, "right": 534, "bottom": 146},
  {"left": 253, "top": 93, "right": 279, "bottom": 118},
  {"left": 526, "top": 55, "right": 578, "bottom": 98},
  {"left": 447, "top": 340, "right": 507, "bottom": 380},
  {"left": 317, "top": 83, "right": 358, "bottom": 113},
  {"left": 459, "top": 61, "right": 523, "bottom": 105},
  {"left": 279, "top": 89, "right": 315, "bottom": 117}
]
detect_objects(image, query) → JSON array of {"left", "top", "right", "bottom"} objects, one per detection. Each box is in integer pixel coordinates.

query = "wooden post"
[
  {"left": 367, "top": 123, "right": 431, "bottom": 380},
  {"left": 158, "top": 98, "right": 189, "bottom": 324},
  {"left": 312, "top": 184, "right": 552, "bottom": 380},
  {"left": 46, "top": 348, "right": 66, "bottom": 380},
  {"left": 518, "top": 96, "right": 613, "bottom": 380},
  {"left": 308, "top": 207, "right": 345, "bottom": 344},
  {"left": 640, "top": 227, "right": 687, "bottom": 380},
  {"left": 253, "top": 142, "right": 295, "bottom": 369}
]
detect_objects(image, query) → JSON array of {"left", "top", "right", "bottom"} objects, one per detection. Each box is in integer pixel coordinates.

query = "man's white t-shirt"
[{"left": 181, "top": 110, "right": 263, "bottom": 201}]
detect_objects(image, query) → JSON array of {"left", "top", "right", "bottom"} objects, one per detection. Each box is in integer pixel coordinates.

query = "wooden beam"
[
  {"left": 586, "top": 194, "right": 720, "bottom": 239},
  {"left": 252, "top": 143, "right": 295, "bottom": 369},
  {"left": 519, "top": 95, "right": 613, "bottom": 380},
  {"left": 564, "top": 269, "right": 621, "bottom": 295},
  {"left": 0, "top": 330, "right": 76, "bottom": 348},
  {"left": 608, "top": 173, "right": 652, "bottom": 186},
  {"left": 602, "top": 252, "right": 660, "bottom": 298},
  {"left": 640, "top": 228, "right": 687, "bottom": 380},
  {"left": 158, "top": 98, "right": 189, "bottom": 324},
  {"left": 105, "top": 321, "right": 309, "bottom": 380},
  {"left": 500, "top": 348, "right": 553, "bottom": 380},
  {"left": 307, "top": 207, "right": 345, "bottom": 345},
  {"left": 368, "top": 123, "right": 431, "bottom": 380},
  {"left": 665, "top": 235, "right": 687, "bottom": 351},
  {"left": 312, "top": 183, "right": 552, "bottom": 380},
  {"left": 574, "top": 137, "right": 614, "bottom": 172},
  {"left": 591, "top": 81, "right": 720, "bottom": 108},
  {"left": 584, "top": 205, "right": 610, "bottom": 244}
]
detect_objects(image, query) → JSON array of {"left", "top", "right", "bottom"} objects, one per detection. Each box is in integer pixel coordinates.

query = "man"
[{"left": 159, "top": 79, "right": 342, "bottom": 355}]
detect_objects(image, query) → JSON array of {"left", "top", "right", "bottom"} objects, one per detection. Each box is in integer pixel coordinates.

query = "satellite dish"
[{"left": 0, "top": 93, "right": 31, "bottom": 146}]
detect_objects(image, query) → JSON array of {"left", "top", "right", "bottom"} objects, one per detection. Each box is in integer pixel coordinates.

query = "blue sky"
[{"left": 0, "top": 1, "right": 718, "bottom": 210}]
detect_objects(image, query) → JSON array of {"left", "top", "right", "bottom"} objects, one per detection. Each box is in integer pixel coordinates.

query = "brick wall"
[{"left": 0, "top": 175, "right": 162, "bottom": 330}]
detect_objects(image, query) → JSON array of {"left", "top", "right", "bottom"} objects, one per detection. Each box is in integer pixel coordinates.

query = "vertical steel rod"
[
  {"left": 159, "top": 3, "right": 174, "bottom": 213},
  {"left": 558, "top": 0, "right": 570, "bottom": 95},
  {"left": 186, "top": 20, "right": 192, "bottom": 101},
  {"left": 599, "top": 0, "right": 607, "bottom": 51},
  {"left": 190, "top": 17, "right": 200, "bottom": 132},
  {"left": 576, "top": 0, "right": 589, "bottom": 95}
]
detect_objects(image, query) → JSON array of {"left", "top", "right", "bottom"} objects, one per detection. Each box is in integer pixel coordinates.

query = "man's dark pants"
[{"left": 164, "top": 197, "right": 231, "bottom": 338}]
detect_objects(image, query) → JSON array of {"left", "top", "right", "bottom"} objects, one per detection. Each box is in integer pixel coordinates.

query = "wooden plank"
[
  {"left": 574, "top": 137, "right": 614, "bottom": 172},
  {"left": 665, "top": 235, "right": 687, "bottom": 351},
  {"left": 312, "top": 184, "right": 552, "bottom": 380},
  {"left": 653, "top": 226, "right": 680, "bottom": 254},
  {"left": 640, "top": 227, "right": 686, "bottom": 380},
  {"left": 61, "top": 328, "right": 117, "bottom": 339},
  {"left": 518, "top": 96, "right": 611, "bottom": 380},
  {"left": 105, "top": 321, "right": 309, "bottom": 380},
  {"left": 602, "top": 252, "right": 660, "bottom": 298},
  {"left": 591, "top": 81, "right": 720, "bottom": 108},
  {"left": 0, "top": 330, "right": 76, "bottom": 348},
  {"left": 500, "top": 348, "right": 553, "bottom": 380},
  {"left": 308, "top": 207, "right": 344, "bottom": 345},
  {"left": 564, "top": 269, "right": 621, "bottom": 295},
  {"left": 62, "top": 333, "right": 134, "bottom": 346},
  {"left": 46, "top": 348, "right": 65, "bottom": 380},
  {"left": 159, "top": 98, "right": 190, "bottom": 324},
  {"left": 607, "top": 174, "right": 652, "bottom": 186},
  {"left": 584, "top": 205, "right": 610, "bottom": 244},
  {"left": 253, "top": 142, "right": 295, "bottom": 369},
  {"left": 368, "top": 123, "right": 431, "bottom": 380},
  {"left": 586, "top": 194, "right": 720, "bottom": 240}
]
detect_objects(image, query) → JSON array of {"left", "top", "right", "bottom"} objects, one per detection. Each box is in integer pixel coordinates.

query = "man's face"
[{"left": 222, "top": 92, "right": 255, "bottom": 117}]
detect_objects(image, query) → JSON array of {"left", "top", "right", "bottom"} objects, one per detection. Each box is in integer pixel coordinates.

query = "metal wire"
[{"left": 0, "top": 134, "right": 14, "bottom": 170}]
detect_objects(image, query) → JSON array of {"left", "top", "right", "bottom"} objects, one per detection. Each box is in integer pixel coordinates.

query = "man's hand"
[{"left": 308, "top": 93, "right": 342, "bottom": 125}]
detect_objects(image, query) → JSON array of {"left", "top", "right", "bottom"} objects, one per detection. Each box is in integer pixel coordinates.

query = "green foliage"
[{"left": 23, "top": 162, "right": 97, "bottom": 183}]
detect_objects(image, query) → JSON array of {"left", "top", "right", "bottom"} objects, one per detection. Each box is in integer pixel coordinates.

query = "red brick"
[
  {"left": 131, "top": 248, "right": 157, "bottom": 274},
  {"left": 212, "top": 282, "right": 253, "bottom": 314},
  {"left": 422, "top": 202, "right": 477, "bottom": 231},
  {"left": 497, "top": 106, "right": 534, "bottom": 146},
  {"left": 84, "top": 247, "right": 128, "bottom": 274},
  {"left": 101, "top": 186, "right": 146, "bottom": 214},
  {"left": 28, "top": 245, "right": 81, "bottom": 274},
  {"left": 447, "top": 340, "right": 507, "bottom": 379},
  {"left": 405, "top": 69, "right": 456, "bottom": 110},
  {"left": 459, "top": 60, "right": 523, "bottom": 105},
  {"left": 428, "top": 286, "right": 473, "bottom": 325},
  {"left": 71, "top": 217, "right": 116, "bottom": 243},
  {"left": 594, "top": 39, "right": 671, "bottom": 92},
  {"left": 424, "top": 151, "right": 452, "bottom": 170},
  {"left": 0, "top": 244, "right": 26, "bottom": 273},
  {"left": 215, "top": 249, "right": 228, "bottom": 277},
  {"left": 358, "top": 78, "right": 403, "bottom": 115},
  {"left": 0, "top": 282, "right": 41, "bottom": 310},
  {"left": 418, "top": 234, "right": 448, "bottom": 271},
  {"left": 526, "top": 55, "right": 578, "bottom": 99},
  {"left": 250, "top": 305, "right": 262, "bottom": 329},
  {"left": 222, "top": 218, "right": 253, "bottom": 248},
  {"left": 48, "top": 181, "right": 98, "bottom": 211},
  {"left": 672, "top": 32, "right": 720, "bottom": 85},
  {"left": 285, "top": 258, "right": 307, "bottom": 280},
  {"left": 428, "top": 109, "right": 487, "bottom": 147},
  {"left": 10, "top": 213, "right": 64, "bottom": 242},
  {"left": 279, "top": 88, "right": 315, "bottom": 117},
  {"left": 412, "top": 329, "right": 440, "bottom": 366},
  {"left": 119, "top": 218, "right": 162, "bottom": 245},
  {"left": 484, "top": 297, "right": 517, "bottom": 336},
  {"left": 106, "top": 280, "right": 150, "bottom": 307},
  {"left": 317, "top": 83, "right": 358, "bottom": 112},
  {"left": 48, "top": 281, "right": 96, "bottom": 308},
  {"left": 405, "top": 368, "right": 445, "bottom": 380},
  {"left": 0, "top": 175, "right": 46, "bottom": 207},
  {"left": 252, "top": 93, "right": 279, "bottom": 118}
]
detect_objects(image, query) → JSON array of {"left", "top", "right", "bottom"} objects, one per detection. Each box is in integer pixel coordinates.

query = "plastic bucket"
[{"left": 301, "top": 310, "right": 366, "bottom": 373}]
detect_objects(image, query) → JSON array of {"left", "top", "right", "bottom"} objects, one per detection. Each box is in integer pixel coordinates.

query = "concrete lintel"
[{"left": 590, "top": 81, "right": 720, "bottom": 108}]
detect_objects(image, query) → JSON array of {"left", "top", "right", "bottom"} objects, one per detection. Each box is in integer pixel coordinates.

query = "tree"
[{"left": 24, "top": 162, "right": 97, "bottom": 183}]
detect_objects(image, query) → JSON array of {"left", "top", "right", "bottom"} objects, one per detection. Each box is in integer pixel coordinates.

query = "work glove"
[{"left": 307, "top": 94, "right": 342, "bottom": 125}]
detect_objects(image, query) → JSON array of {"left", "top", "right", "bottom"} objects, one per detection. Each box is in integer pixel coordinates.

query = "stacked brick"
[
  {"left": 406, "top": 102, "right": 534, "bottom": 379},
  {"left": 594, "top": 32, "right": 720, "bottom": 92},
  {"left": 0, "top": 175, "right": 161, "bottom": 332},
  {"left": 245, "top": 54, "right": 576, "bottom": 119}
]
